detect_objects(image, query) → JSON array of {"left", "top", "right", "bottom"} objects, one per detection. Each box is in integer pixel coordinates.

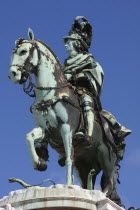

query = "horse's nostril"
[{"left": 12, "top": 71, "right": 16, "bottom": 76}]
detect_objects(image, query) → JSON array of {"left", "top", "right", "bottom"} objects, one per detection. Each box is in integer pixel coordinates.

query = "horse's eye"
[{"left": 19, "top": 50, "right": 27, "bottom": 56}]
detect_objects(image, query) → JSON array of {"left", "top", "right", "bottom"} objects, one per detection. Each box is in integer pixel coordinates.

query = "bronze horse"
[{"left": 8, "top": 29, "right": 121, "bottom": 205}]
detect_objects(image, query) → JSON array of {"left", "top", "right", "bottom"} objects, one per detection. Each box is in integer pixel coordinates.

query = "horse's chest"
[
  {"left": 32, "top": 101, "right": 68, "bottom": 130},
  {"left": 32, "top": 108, "right": 58, "bottom": 130}
]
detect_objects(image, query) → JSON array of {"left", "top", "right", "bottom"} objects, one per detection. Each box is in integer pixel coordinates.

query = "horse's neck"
[{"left": 34, "top": 47, "right": 66, "bottom": 102}]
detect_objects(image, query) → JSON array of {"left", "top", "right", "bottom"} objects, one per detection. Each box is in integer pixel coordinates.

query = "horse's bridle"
[
  {"left": 10, "top": 41, "right": 70, "bottom": 97},
  {"left": 10, "top": 42, "right": 38, "bottom": 79}
]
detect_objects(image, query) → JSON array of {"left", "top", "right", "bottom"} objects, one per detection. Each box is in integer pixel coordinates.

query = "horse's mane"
[
  {"left": 35, "top": 39, "right": 62, "bottom": 69},
  {"left": 35, "top": 39, "right": 68, "bottom": 83}
]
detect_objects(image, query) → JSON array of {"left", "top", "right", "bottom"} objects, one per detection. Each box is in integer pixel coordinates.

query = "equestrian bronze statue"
[{"left": 8, "top": 16, "right": 131, "bottom": 206}]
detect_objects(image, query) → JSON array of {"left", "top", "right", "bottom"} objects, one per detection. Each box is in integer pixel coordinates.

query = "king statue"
[
  {"left": 8, "top": 16, "right": 132, "bottom": 206},
  {"left": 62, "top": 16, "right": 131, "bottom": 162}
]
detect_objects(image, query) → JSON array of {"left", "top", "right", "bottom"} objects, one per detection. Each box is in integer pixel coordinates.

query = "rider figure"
[{"left": 63, "top": 16, "right": 131, "bottom": 147}]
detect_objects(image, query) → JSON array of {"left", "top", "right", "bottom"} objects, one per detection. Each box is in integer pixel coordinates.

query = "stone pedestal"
[{"left": 0, "top": 185, "right": 124, "bottom": 210}]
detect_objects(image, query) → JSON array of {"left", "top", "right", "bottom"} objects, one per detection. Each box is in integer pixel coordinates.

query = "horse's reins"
[
  {"left": 24, "top": 73, "right": 70, "bottom": 97},
  {"left": 10, "top": 64, "right": 71, "bottom": 97}
]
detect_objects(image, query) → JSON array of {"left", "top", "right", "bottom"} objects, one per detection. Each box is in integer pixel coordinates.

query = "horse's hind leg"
[
  {"left": 61, "top": 123, "right": 73, "bottom": 185},
  {"left": 101, "top": 167, "right": 122, "bottom": 205},
  {"left": 98, "top": 145, "right": 116, "bottom": 196},
  {"left": 101, "top": 166, "right": 114, "bottom": 196}
]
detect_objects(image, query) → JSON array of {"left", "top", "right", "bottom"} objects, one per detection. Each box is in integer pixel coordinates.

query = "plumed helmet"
[{"left": 63, "top": 16, "right": 92, "bottom": 50}]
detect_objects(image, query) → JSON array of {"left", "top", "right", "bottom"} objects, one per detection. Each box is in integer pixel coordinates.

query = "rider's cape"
[
  {"left": 63, "top": 53, "right": 131, "bottom": 160},
  {"left": 63, "top": 53, "right": 104, "bottom": 95}
]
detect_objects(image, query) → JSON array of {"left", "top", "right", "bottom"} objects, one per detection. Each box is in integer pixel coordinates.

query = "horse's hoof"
[
  {"left": 58, "top": 156, "right": 66, "bottom": 167},
  {"left": 34, "top": 159, "right": 47, "bottom": 171},
  {"left": 37, "top": 163, "right": 47, "bottom": 171},
  {"left": 89, "top": 169, "right": 96, "bottom": 176}
]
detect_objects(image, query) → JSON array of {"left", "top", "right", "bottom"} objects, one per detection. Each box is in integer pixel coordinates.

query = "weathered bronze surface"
[{"left": 8, "top": 17, "right": 131, "bottom": 207}]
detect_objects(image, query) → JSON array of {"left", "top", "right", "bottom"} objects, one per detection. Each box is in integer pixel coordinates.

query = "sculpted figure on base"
[
  {"left": 8, "top": 17, "right": 131, "bottom": 206},
  {"left": 63, "top": 16, "right": 131, "bottom": 148}
]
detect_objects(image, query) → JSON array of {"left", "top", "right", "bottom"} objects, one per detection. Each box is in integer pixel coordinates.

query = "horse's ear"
[
  {"left": 15, "top": 39, "right": 18, "bottom": 45},
  {"left": 28, "top": 28, "right": 34, "bottom": 40}
]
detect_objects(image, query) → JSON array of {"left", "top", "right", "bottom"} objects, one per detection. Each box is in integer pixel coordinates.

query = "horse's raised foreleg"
[
  {"left": 61, "top": 123, "right": 73, "bottom": 185},
  {"left": 26, "top": 127, "right": 47, "bottom": 171}
]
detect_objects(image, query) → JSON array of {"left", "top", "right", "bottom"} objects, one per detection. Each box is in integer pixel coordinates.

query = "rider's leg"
[
  {"left": 26, "top": 127, "right": 47, "bottom": 171},
  {"left": 76, "top": 94, "right": 94, "bottom": 142}
]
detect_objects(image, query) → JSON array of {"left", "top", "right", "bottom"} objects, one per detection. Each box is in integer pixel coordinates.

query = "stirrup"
[
  {"left": 75, "top": 131, "right": 84, "bottom": 138},
  {"left": 75, "top": 132, "right": 93, "bottom": 145}
]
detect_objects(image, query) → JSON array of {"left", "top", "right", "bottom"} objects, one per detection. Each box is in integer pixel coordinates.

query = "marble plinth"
[{"left": 0, "top": 185, "right": 124, "bottom": 210}]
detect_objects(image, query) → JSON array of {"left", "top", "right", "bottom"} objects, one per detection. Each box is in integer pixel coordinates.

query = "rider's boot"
[{"left": 75, "top": 94, "right": 94, "bottom": 144}]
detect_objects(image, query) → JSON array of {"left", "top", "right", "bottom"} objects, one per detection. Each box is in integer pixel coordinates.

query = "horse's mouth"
[{"left": 19, "top": 72, "right": 29, "bottom": 84}]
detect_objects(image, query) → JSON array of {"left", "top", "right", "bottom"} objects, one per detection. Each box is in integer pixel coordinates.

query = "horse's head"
[{"left": 8, "top": 29, "right": 39, "bottom": 84}]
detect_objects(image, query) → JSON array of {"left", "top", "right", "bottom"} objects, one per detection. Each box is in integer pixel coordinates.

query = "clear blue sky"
[{"left": 0, "top": 0, "right": 140, "bottom": 208}]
